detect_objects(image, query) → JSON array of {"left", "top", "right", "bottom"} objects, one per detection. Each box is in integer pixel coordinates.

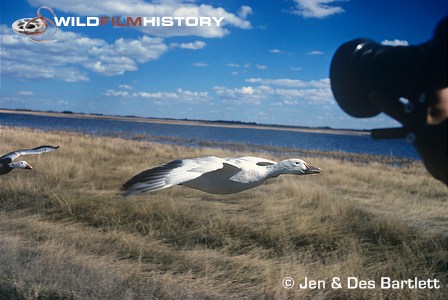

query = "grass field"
[{"left": 0, "top": 126, "right": 447, "bottom": 299}]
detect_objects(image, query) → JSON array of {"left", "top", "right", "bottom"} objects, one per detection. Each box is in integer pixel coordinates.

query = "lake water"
[{"left": 0, "top": 112, "right": 420, "bottom": 159}]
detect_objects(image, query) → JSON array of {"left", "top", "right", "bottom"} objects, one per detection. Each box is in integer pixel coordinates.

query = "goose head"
[
  {"left": 8, "top": 161, "right": 32, "bottom": 170},
  {"left": 279, "top": 158, "right": 321, "bottom": 175}
]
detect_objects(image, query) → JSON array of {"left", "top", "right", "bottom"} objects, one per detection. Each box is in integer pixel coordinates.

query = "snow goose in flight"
[
  {"left": 0, "top": 145, "right": 59, "bottom": 175},
  {"left": 123, "top": 156, "right": 321, "bottom": 196}
]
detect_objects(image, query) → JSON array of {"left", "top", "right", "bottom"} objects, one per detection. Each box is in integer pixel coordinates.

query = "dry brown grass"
[{"left": 0, "top": 126, "right": 447, "bottom": 299}]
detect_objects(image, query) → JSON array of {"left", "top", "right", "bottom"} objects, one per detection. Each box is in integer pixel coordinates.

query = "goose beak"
[
  {"left": 25, "top": 164, "right": 32, "bottom": 170},
  {"left": 304, "top": 164, "right": 321, "bottom": 174}
]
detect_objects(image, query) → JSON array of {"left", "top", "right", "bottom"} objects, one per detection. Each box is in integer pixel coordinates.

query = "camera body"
[{"left": 330, "top": 18, "right": 447, "bottom": 138}]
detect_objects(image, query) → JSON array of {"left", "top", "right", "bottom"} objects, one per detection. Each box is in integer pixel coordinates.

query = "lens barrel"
[{"left": 330, "top": 17, "right": 447, "bottom": 119}]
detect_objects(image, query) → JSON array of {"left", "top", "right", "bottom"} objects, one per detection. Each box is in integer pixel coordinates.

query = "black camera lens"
[
  {"left": 330, "top": 17, "right": 447, "bottom": 120},
  {"left": 330, "top": 39, "right": 382, "bottom": 118}
]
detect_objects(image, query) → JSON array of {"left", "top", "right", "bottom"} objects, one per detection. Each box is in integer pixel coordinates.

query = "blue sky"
[{"left": 1, "top": 0, "right": 447, "bottom": 129}]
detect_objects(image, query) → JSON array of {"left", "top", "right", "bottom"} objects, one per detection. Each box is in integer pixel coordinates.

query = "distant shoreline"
[{"left": 0, "top": 109, "right": 369, "bottom": 136}]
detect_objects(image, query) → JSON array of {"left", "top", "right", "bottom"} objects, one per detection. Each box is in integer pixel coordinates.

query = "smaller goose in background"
[
  {"left": 123, "top": 156, "right": 321, "bottom": 196},
  {"left": 0, "top": 145, "right": 59, "bottom": 175}
]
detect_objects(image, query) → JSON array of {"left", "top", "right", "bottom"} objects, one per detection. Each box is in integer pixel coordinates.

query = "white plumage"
[{"left": 123, "top": 156, "right": 321, "bottom": 196}]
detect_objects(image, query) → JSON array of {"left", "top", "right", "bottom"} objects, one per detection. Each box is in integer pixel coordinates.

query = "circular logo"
[
  {"left": 12, "top": 18, "right": 46, "bottom": 35},
  {"left": 11, "top": 6, "right": 58, "bottom": 43},
  {"left": 282, "top": 277, "right": 294, "bottom": 289}
]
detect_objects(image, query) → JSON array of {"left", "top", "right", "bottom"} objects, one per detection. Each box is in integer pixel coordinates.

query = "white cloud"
[
  {"left": 269, "top": 48, "right": 286, "bottom": 54},
  {"left": 105, "top": 89, "right": 129, "bottom": 97},
  {"left": 83, "top": 35, "right": 168, "bottom": 75},
  {"left": 192, "top": 62, "right": 208, "bottom": 67},
  {"left": 171, "top": 40, "right": 206, "bottom": 50},
  {"left": 17, "top": 91, "right": 34, "bottom": 96},
  {"left": 1, "top": 26, "right": 91, "bottom": 81},
  {"left": 27, "top": 0, "right": 252, "bottom": 38},
  {"left": 307, "top": 50, "right": 324, "bottom": 55},
  {"left": 214, "top": 85, "right": 274, "bottom": 105},
  {"left": 224, "top": 63, "right": 270, "bottom": 75},
  {"left": 118, "top": 84, "right": 133, "bottom": 90},
  {"left": 0, "top": 25, "right": 170, "bottom": 80},
  {"left": 238, "top": 6, "right": 253, "bottom": 18},
  {"left": 291, "top": 0, "right": 345, "bottom": 19},
  {"left": 245, "top": 77, "right": 329, "bottom": 88},
  {"left": 104, "top": 87, "right": 209, "bottom": 103},
  {"left": 255, "top": 64, "right": 268, "bottom": 70},
  {"left": 275, "top": 87, "right": 333, "bottom": 102},
  {"left": 132, "top": 88, "right": 209, "bottom": 103},
  {"left": 133, "top": 91, "right": 177, "bottom": 99},
  {"left": 215, "top": 77, "right": 333, "bottom": 105},
  {"left": 2, "top": 60, "right": 90, "bottom": 82},
  {"left": 381, "top": 39, "right": 409, "bottom": 46},
  {"left": 246, "top": 78, "right": 302, "bottom": 87}
]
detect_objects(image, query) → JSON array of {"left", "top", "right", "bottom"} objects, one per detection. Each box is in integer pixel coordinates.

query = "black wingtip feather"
[
  {"left": 122, "top": 159, "right": 184, "bottom": 196},
  {"left": 32, "top": 145, "right": 60, "bottom": 150}
]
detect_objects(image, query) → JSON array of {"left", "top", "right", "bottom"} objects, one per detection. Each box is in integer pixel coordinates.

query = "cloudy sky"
[{"left": 1, "top": 0, "right": 446, "bottom": 129}]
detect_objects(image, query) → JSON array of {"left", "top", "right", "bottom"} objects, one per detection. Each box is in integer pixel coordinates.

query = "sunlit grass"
[{"left": 0, "top": 126, "right": 447, "bottom": 299}]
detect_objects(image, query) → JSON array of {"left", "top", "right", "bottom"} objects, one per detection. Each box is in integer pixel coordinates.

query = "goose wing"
[
  {"left": 0, "top": 145, "right": 59, "bottom": 163},
  {"left": 123, "top": 156, "right": 240, "bottom": 196}
]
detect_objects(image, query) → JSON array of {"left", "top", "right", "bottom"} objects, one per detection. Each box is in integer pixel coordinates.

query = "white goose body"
[{"left": 123, "top": 156, "right": 321, "bottom": 196}]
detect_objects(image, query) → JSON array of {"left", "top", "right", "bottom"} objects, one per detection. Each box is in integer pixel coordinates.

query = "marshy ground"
[{"left": 1, "top": 126, "right": 447, "bottom": 299}]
